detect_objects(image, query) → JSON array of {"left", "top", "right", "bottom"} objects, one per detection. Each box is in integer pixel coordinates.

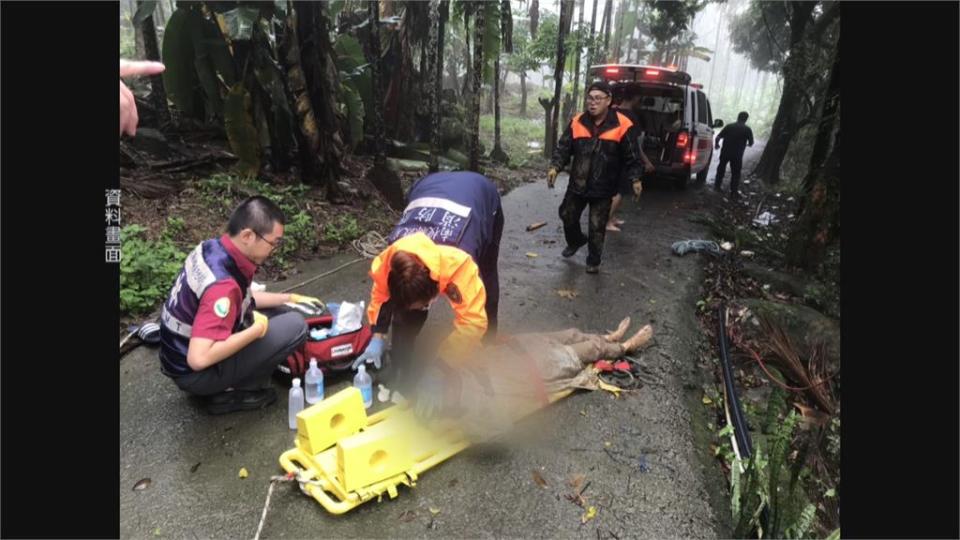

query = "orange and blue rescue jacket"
[
  {"left": 549, "top": 111, "right": 643, "bottom": 198},
  {"left": 367, "top": 233, "right": 487, "bottom": 361}
]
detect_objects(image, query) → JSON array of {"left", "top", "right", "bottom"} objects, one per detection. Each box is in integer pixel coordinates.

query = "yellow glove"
[
  {"left": 547, "top": 168, "right": 558, "bottom": 189},
  {"left": 252, "top": 310, "right": 269, "bottom": 338},
  {"left": 289, "top": 293, "right": 324, "bottom": 309},
  {"left": 632, "top": 179, "right": 643, "bottom": 201}
]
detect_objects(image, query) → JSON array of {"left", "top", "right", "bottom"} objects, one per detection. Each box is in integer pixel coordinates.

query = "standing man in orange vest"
[{"left": 548, "top": 81, "right": 644, "bottom": 273}]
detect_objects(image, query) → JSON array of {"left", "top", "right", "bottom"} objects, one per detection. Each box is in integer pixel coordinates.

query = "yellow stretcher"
[{"left": 279, "top": 385, "right": 582, "bottom": 514}]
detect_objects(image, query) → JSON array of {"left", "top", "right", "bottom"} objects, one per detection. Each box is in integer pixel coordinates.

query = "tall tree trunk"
[
  {"left": 539, "top": 96, "right": 556, "bottom": 153},
  {"left": 138, "top": 1, "right": 170, "bottom": 128},
  {"left": 296, "top": 1, "right": 344, "bottom": 198},
  {"left": 468, "top": 4, "right": 484, "bottom": 171},
  {"left": 798, "top": 32, "right": 840, "bottom": 209},
  {"left": 753, "top": 1, "right": 817, "bottom": 184},
  {"left": 530, "top": 0, "right": 539, "bottom": 38},
  {"left": 627, "top": 1, "right": 640, "bottom": 64},
  {"left": 428, "top": 0, "right": 442, "bottom": 172},
  {"left": 786, "top": 129, "right": 839, "bottom": 269},
  {"left": 706, "top": 2, "right": 726, "bottom": 94},
  {"left": 583, "top": 0, "right": 599, "bottom": 108},
  {"left": 368, "top": 0, "right": 385, "bottom": 168},
  {"left": 462, "top": 7, "right": 472, "bottom": 100},
  {"left": 365, "top": 0, "right": 404, "bottom": 208},
  {"left": 131, "top": 0, "right": 145, "bottom": 59},
  {"left": 282, "top": 2, "right": 323, "bottom": 184},
  {"left": 419, "top": 38, "right": 428, "bottom": 106},
  {"left": 568, "top": 0, "right": 585, "bottom": 124},
  {"left": 446, "top": 49, "right": 459, "bottom": 97},
  {"left": 601, "top": 0, "right": 613, "bottom": 60},
  {"left": 748, "top": 69, "right": 765, "bottom": 112},
  {"left": 546, "top": 0, "right": 573, "bottom": 157},
  {"left": 501, "top": 0, "right": 513, "bottom": 53},
  {"left": 393, "top": 8, "right": 417, "bottom": 141},
  {"left": 612, "top": 0, "right": 626, "bottom": 62},
  {"left": 733, "top": 56, "right": 749, "bottom": 110},
  {"left": 715, "top": 32, "right": 732, "bottom": 108},
  {"left": 520, "top": 71, "right": 528, "bottom": 116},
  {"left": 491, "top": 54, "right": 508, "bottom": 163}
]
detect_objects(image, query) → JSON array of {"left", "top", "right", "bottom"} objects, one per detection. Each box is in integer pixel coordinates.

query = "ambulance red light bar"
[{"left": 588, "top": 65, "right": 692, "bottom": 85}]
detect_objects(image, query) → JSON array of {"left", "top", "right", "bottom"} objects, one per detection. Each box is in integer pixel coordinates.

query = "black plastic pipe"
[{"left": 718, "top": 303, "right": 752, "bottom": 458}]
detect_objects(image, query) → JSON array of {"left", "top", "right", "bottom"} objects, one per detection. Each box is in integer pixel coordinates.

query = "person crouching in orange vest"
[{"left": 350, "top": 172, "right": 504, "bottom": 406}]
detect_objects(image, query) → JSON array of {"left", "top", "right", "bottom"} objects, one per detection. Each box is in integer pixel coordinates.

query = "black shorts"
[{"left": 616, "top": 175, "right": 633, "bottom": 196}]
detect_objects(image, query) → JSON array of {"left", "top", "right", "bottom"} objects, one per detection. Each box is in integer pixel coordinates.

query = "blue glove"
[{"left": 351, "top": 336, "right": 384, "bottom": 370}]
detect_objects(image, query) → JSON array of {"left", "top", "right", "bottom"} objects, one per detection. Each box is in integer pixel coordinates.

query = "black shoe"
[
  {"left": 713, "top": 183, "right": 722, "bottom": 192},
  {"left": 562, "top": 240, "right": 587, "bottom": 258},
  {"left": 203, "top": 387, "right": 277, "bottom": 415},
  {"left": 730, "top": 190, "right": 741, "bottom": 200},
  {"left": 585, "top": 265, "right": 600, "bottom": 274}
]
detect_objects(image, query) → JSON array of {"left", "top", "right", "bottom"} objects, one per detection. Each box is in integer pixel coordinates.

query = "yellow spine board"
[{"left": 279, "top": 387, "right": 577, "bottom": 514}]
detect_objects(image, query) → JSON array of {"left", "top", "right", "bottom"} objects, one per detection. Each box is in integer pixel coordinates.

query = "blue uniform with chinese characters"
[
  {"left": 387, "top": 171, "right": 502, "bottom": 261},
  {"left": 378, "top": 171, "right": 504, "bottom": 352}
]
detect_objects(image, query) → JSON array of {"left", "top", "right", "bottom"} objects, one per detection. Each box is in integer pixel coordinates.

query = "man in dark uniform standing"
[
  {"left": 714, "top": 111, "right": 755, "bottom": 199},
  {"left": 548, "top": 81, "right": 644, "bottom": 273}
]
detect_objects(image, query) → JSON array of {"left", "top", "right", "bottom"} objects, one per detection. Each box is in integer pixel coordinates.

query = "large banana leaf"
[
  {"left": 251, "top": 42, "right": 296, "bottom": 160},
  {"left": 688, "top": 45, "right": 712, "bottom": 62},
  {"left": 224, "top": 83, "right": 261, "bottom": 176},
  {"left": 192, "top": 14, "right": 234, "bottom": 120},
  {"left": 334, "top": 34, "right": 372, "bottom": 122},
  {"left": 481, "top": 0, "right": 501, "bottom": 84},
  {"left": 334, "top": 34, "right": 365, "bottom": 69},
  {"left": 339, "top": 82, "right": 365, "bottom": 149},
  {"left": 161, "top": 7, "right": 203, "bottom": 118}
]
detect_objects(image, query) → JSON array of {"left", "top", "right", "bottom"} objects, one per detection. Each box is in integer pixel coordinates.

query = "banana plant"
[{"left": 160, "top": 1, "right": 352, "bottom": 186}]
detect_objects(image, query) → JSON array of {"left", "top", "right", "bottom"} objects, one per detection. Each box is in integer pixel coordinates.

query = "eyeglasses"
[
  {"left": 586, "top": 94, "right": 610, "bottom": 103},
  {"left": 255, "top": 231, "right": 284, "bottom": 249}
]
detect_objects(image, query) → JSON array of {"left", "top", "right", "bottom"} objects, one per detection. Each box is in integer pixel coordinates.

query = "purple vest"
[{"left": 159, "top": 239, "right": 254, "bottom": 376}]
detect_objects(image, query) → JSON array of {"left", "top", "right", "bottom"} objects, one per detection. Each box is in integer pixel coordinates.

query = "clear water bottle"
[
  {"left": 305, "top": 358, "right": 324, "bottom": 404},
  {"left": 354, "top": 365, "right": 373, "bottom": 409},
  {"left": 289, "top": 378, "right": 304, "bottom": 430}
]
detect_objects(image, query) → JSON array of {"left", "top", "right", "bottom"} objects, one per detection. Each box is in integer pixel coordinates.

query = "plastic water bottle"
[
  {"left": 305, "top": 358, "right": 324, "bottom": 404},
  {"left": 354, "top": 365, "right": 373, "bottom": 409},
  {"left": 289, "top": 378, "right": 304, "bottom": 430}
]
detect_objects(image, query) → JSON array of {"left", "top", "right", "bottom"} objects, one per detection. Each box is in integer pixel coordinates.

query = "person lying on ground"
[{"left": 409, "top": 317, "right": 654, "bottom": 439}]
